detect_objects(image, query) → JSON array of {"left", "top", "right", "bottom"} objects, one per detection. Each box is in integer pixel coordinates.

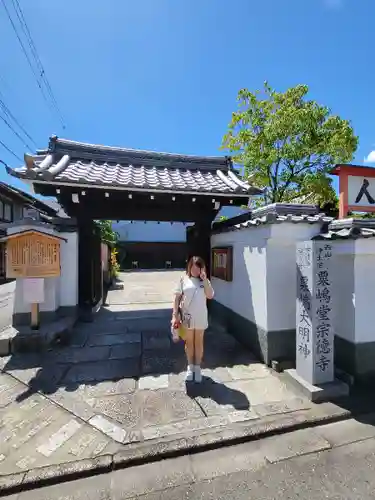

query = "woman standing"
[{"left": 171, "top": 256, "right": 214, "bottom": 383}]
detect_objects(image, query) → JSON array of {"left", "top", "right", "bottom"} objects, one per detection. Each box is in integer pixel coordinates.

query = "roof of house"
[
  {"left": 6, "top": 136, "right": 263, "bottom": 198},
  {"left": 0, "top": 182, "right": 58, "bottom": 216}
]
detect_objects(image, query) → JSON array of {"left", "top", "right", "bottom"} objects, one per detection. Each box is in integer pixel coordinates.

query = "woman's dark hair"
[{"left": 186, "top": 256, "right": 206, "bottom": 277}]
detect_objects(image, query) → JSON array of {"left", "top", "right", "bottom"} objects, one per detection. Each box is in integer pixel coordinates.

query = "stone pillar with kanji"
[
  {"left": 296, "top": 240, "right": 335, "bottom": 384},
  {"left": 285, "top": 239, "right": 349, "bottom": 401}
]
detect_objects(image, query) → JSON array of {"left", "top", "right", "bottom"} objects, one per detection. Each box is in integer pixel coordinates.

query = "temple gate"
[{"left": 7, "top": 135, "right": 261, "bottom": 316}]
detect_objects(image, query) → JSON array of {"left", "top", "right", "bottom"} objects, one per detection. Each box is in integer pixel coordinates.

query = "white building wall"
[
  {"left": 211, "top": 226, "right": 270, "bottom": 330},
  {"left": 59, "top": 231, "right": 79, "bottom": 308},
  {"left": 267, "top": 223, "right": 324, "bottom": 332},
  {"left": 211, "top": 222, "right": 323, "bottom": 333},
  {"left": 112, "top": 206, "right": 245, "bottom": 243},
  {"left": 113, "top": 221, "right": 189, "bottom": 242},
  {"left": 329, "top": 241, "right": 355, "bottom": 344},
  {"left": 354, "top": 239, "right": 375, "bottom": 343}
]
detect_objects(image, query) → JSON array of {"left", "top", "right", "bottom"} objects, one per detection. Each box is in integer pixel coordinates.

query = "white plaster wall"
[
  {"left": 211, "top": 222, "right": 324, "bottom": 333},
  {"left": 40, "top": 277, "right": 59, "bottom": 312},
  {"left": 267, "top": 223, "right": 324, "bottom": 332},
  {"left": 211, "top": 226, "right": 270, "bottom": 330},
  {"left": 266, "top": 240, "right": 296, "bottom": 331},
  {"left": 113, "top": 221, "right": 190, "bottom": 242},
  {"left": 13, "top": 276, "right": 59, "bottom": 314},
  {"left": 329, "top": 241, "right": 355, "bottom": 343},
  {"left": 354, "top": 239, "right": 375, "bottom": 343},
  {"left": 59, "top": 231, "right": 78, "bottom": 307}
]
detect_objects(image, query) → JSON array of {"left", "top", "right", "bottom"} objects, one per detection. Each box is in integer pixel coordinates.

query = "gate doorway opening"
[
  {"left": 114, "top": 220, "right": 189, "bottom": 271},
  {"left": 7, "top": 136, "right": 261, "bottom": 319}
]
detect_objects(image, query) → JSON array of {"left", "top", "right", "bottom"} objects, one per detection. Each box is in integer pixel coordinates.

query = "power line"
[
  {"left": 11, "top": 0, "right": 65, "bottom": 126},
  {"left": 1, "top": 0, "right": 66, "bottom": 129},
  {"left": 0, "top": 113, "right": 32, "bottom": 150},
  {"left": 1, "top": 0, "right": 46, "bottom": 99},
  {"left": 0, "top": 140, "right": 22, "bottom": 161},
  {"left": 0, "top": 92, "right": 37, "bottom": 147}
]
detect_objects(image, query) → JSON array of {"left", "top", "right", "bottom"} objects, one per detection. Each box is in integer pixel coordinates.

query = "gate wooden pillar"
[
  {"left": 186, "top": 216, "right": 214, "bottom": 276},
  {"left": 78, "top": 216, "right": 102, "bottom": 310}
]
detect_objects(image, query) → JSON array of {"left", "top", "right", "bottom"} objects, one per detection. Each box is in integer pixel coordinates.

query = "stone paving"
[
  {"left": 0, "top": 280, "right": 15, "bottom": 332},
  {"left": 0, "top": 271, "right": 316, "bottom": 478}
]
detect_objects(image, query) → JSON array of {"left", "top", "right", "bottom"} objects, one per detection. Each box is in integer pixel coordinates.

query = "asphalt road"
[
  {"left": 7, "top": 417, "right": 375, "bottom": 499},
  {"left": 0, "top": 280, "right": 14, "bottom": 332}
]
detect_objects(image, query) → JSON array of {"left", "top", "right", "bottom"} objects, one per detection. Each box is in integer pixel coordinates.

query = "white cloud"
[{"left": 364, "top": 151, "right": 375, "bottom": 163}]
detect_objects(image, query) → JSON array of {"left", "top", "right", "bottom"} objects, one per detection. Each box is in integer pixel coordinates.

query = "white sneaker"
[
  {"left": 185, "top": 365, "right": 194, "bottom": 382},
  {"left": 194, "top": 365, "right": 202, "bottom": 383}
]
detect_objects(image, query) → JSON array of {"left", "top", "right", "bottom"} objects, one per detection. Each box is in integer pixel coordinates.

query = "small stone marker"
[{"left": 285, "top": 239, "right": 349, "bottom": 402}]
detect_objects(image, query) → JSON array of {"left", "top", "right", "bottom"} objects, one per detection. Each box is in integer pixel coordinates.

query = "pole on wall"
[{"left": 30, "top": 302, "right": 40, "bottom": 330}]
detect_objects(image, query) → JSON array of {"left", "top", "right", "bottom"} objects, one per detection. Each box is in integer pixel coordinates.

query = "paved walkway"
[
  {"left": 0, "top": 271, "right": 370, "bottom": 487},
  {"left": 7, "top": 418, "right": 375, "bottom": 499},
  {"left": 0, "top": 280, "right": 15, "bottom": 332}
]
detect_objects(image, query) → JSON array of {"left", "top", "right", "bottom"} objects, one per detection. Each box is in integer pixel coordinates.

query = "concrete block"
[{"left": 285, "top": 368, "right": 349, "bottom": 403}]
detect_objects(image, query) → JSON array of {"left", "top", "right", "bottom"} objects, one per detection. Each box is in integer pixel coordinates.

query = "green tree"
[
  {"left": 95, "top": 220, "right": 119, "bottom": 244},
  {"left": 222, "top": 82, "right": 358, "bottom": 205}
]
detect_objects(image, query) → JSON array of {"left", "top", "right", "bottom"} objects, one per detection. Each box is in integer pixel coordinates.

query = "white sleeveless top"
[{"left": 175, "top": 274, "right": 212, "bottom": 330}]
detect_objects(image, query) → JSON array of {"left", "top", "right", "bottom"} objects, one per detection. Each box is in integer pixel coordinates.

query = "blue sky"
[{"left": 0, "top": 0, "right": 374, "bottom": 196}]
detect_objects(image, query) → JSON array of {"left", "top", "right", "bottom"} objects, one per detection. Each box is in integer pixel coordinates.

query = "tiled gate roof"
[{"left": 6, "top": 136, "right": 263, "bottom": 198}]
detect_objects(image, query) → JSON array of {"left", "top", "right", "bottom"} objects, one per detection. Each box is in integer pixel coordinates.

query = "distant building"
[
  {"left": 112, "top": 205, "right": 248, "bottom": 270},
  {"left": 0, "top": 183, "right": 58, "bottom": 280}
]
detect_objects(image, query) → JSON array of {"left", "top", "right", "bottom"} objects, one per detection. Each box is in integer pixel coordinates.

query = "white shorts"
[{"left": 182, "top": 308, "right": 208, "bottom": 330}]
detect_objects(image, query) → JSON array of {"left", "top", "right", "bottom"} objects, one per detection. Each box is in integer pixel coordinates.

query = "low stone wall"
[
  {"left": 334, "top": 336, "right": 375, "bottom": 382},
  {"left": 209, "top": 299, "right": 295, "bottom": 366},
  {"left": 12, "top": 305, "right": 78, "bottom": 327},
  {"left": 210, "top": 298, "right": 375, "bottom": 381}
]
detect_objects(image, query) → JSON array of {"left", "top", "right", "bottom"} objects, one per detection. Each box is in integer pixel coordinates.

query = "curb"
[{"left": 0, "top": 403, "right": 367, "bottom": 497}]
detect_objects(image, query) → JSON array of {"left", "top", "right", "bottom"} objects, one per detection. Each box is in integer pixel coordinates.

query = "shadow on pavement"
[
  {"left": 186, "top": 376, "right": 250, "bottom": 411},
  {"left": 0, "top": 303, "right": 255, "bottom": 405},
  {"left": 2, "top": 297, "right": 375, "bottom": 428}
]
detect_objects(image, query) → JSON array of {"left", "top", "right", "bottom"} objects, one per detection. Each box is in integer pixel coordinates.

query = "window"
[
  {"left": 0, "top": 201, "right": 4, "bottom": 219},
  {"left": 3, "top": 203, "right": 12, "bottom": 222},
  {"left": 211, "top": 246, "right": 233, "bottom": 282}
]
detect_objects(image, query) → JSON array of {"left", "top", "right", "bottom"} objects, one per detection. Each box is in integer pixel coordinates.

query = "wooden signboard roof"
[{"left": 0, "top": 229, "right": 67, "bottom": 243}]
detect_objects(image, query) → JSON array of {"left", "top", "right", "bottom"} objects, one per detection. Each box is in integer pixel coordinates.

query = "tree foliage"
[
  {"left": 95, "top": 220, "right": 119, "bottom": 245},
  {"left": 222, "top": 82, "right": 358, "bottom": 205}
]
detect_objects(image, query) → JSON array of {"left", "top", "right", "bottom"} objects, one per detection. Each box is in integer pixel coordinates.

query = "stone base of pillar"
[{"left": 284, "top": 368, "right": 349, "bottom": 403}]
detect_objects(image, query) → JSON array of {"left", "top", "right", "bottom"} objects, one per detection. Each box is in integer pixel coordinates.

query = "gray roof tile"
[
  {"left": 6, "top": 137, "right": 263, "bottom": 197},
  {"left": 314, "top": 218, "right": 375, "bottom": 240},
  {"left": 212, "top": 203, "right": 332, "bottom": 234},
  {"left": 314, "top": 228, "right": 375, "bottom": 239},
  {"left": 212, "top": 213, "right": 332, "bottom": 234}
]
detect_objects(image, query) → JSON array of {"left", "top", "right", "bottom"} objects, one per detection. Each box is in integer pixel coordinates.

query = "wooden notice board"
[
  {"left": 211, "top": 246, "right": 233, "bottom": 282},
  {"left": 5, "top": 230, "right": 65, "bottom": 279}
]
